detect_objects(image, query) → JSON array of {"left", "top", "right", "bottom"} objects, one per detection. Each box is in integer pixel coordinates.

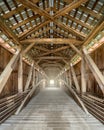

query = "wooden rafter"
[
  {"left": 0, "top": 16, "right": 20, "bottom": 45},
  {"left": 34, "top": 46, "right": 49, "bottom": 52},
  {"left": 11, "top": 14, "right": 40, "bottom": 30},
  {"left": 19, "top": 20, "right": 51, "bottom": 39},
  {"left": 3, "top": 5, "right": 25, "bottom": 19},
  {"left": 38, "top": 46, "right": 69, "bottom": 57},
  {"left": 54, "top": 0, "right": 88, "bottom": 18},
  {"left": 17, "top": 0, "right": 53, "bottom": 20},
  {"left": 17, "top": 0, "right": 87, "bottom": 40},
  {"left": 65, "top": 15, "right": 93, "bottom": 30},
  {"left": 54, "top": 20, "right": 86, "bottom": 39}
]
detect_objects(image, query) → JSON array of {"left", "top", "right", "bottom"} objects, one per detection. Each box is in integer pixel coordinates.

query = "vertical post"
[
  {"left": 32, "top": 68, "right": 35, "bottom": 87},
  {"left": 70, "top": 63, "right": 80, "bottom": 93},
  {"left": 18, "top": 54, "right": 23, "bottom": 92},
  {"left": 83, "top": 47, "right": 104, "bottom": 94},
  {"left": 25, "top": 62, "right": 34, "bottom": 90},
  {"left": 69, "top": 69, "right": 72, "bottom": 87},
  {"left": 0, "top": 49, "right": 20, "bottom": 94},
  {"left": 81, "top": 58, "right": 87, "bottom": 93}
]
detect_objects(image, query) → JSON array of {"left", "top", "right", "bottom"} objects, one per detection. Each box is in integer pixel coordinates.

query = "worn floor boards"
[{"left": 0, "top": 88, "right": 104, "bottom": 130}]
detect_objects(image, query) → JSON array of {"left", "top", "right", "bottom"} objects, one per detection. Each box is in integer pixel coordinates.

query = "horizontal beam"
[
  {"left": 21, "top": 38, "right": 82, "bottom": 44},
  {"left": 33, "top": 56, "right": 70, "bottom": 60}
]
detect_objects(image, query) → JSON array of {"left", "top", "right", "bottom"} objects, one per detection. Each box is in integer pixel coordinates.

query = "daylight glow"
[{"left": 50, "top": 79, "right": 54, "bottom": 85}]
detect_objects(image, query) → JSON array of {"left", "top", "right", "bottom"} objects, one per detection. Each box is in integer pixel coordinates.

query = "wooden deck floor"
[{"left": 0, "top": 88, "right": 104, "bottom": 130}]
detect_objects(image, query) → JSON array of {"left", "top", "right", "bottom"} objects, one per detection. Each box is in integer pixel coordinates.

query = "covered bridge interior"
[{"left": 0, "top": 0, "right": 104, "bottom": 129}]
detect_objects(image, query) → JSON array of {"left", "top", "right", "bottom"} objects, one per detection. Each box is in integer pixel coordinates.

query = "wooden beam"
[
  {"left": 25, "top": 62, "right": 34, "bottom": 90},
  {"left": 53, "top": 0, "right": 88, "bottom": 18},
  {"left": 84, "top": 16, "right": 104, "bottom": 46},
  {"left": 17, "top": 0, "right": 52, "bottom": 20},
  {"left": 19, "top": 20, "right": 50, "bottom": 40},
  {"left": 69, "top": 69, "right": 72, "bottom": 87},
  {"left": 3, "top": 5, "right": 25, "bottom": 19},
  {"left": 83, "top": 48, "right": 104, "bottom": 94},
  {"left": 70, "top": 63, "right": 80, "bottom": 93},
  {"left": 16, "top": 0, "right": 86, "bottom": 40},
  {"left": 18, "top": 54, "right": 23, "bottom": 92},
  {"left": 65, "top": 15, "right": 93, "bottom": 30},
  {"left": 69, "top": 43, "right": 82, "bottom": 56},
  {"left": 38, "top": 46, "right": 69, "bottom": 57},
  {"left": 80, "top": 6, "right": 102, "bottom": 19},
  {"left": 34, "top": 56, "right": 70, "bottom": 60},
  {"left": 22, "top": 38, "right": 82, "bottom": 54},
  {"left": 32, "top": 69, "right": 36, "bottom": 87},
  {"left": 0, "top": 49, "right": 21, "bottom": 94},
  {"left": 0, "top": 16, "right": 20, "bottom": 45},
  {"left": 54, "top": 20, "right": 86, "bottom": 39},
  {"left": 21, "top": 38, "right": 82, "bottom": 44},
  {"left": 34, "top": 46, "right": 49, "bottom": 52},
  {"left": 81, "top": 58, "right": 87, "bottom": 93},
  {"left": 11, "top": 15, "right": 39, "bottom": 30}
]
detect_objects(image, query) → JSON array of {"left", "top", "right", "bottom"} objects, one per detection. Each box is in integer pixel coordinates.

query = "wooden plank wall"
[
  {"left": 0, "top": 46, "right": 30, "bottom": 98},
  {"left": 74, "top": 44, "right": 104, "bottom": 98}
]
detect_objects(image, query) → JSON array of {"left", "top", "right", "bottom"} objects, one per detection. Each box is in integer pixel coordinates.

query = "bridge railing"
[{"left": 0, "top": 90, "right": 29, "bottom": 123}]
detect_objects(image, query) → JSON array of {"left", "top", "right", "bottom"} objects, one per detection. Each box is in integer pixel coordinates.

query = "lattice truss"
[{"left": 0, "top": 0, "right": 104, "bottom": 73}]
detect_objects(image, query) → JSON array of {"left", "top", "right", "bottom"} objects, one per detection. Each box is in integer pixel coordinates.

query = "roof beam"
[
  {"left": 17, "top": 0, "right": 86, "bottom": 40},
  {"left": 3, "top": 5, "right": 25, "bottom": 19},
  {"left": 38, "top": 46, "right": 69, "bottom": 57},
  {"left": 18, "top": 20, "right": 51, "bottom": 40},
  {"left": 17, "top": 0, "right": 53, "bottom": 20},
  {"left": 84, "top": 16, "right": 104, "bottom": 46},
  {"left": 53, "top": 0, "right": 88, "bottom": 18},
  {"left": 63, "top": 1, "right": 102, "bottom": 19},
  {"left": 21, "top": 38, "right": 82, "bottom": 44},
  {"left": 34, "top": 46, "right": 49, "bottom": 52},
  {"left": 65, "top": 15, "right": 93, "bottom": 30},
  {"left": 80, "top": 6, "right": 102, "bottom": 19},
  {"left": 33, "top": 56, "right": 70, "bottom": 60},
  {"left": 11, "top": 15, "right": 39, "bottom": 30},
  {"left": 54, "top": 20, "right": 86, "bottom": 39},
  {"left": 0, "top": 16, "right": 20, "bottom": 45}
]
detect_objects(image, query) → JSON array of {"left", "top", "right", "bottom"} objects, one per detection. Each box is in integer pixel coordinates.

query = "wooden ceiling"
[{"left": 0, "top": 0, "right": 104, "bottom": 77}]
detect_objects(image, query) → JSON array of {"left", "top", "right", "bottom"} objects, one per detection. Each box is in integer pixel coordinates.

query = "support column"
[
  {"left": 83, "top": 47, "right": 104, "bottom": 94},
  {"left": 32, "top": 68, "right": 35, "bottom": 87},
  {"left": 81, "top": 58, "right": 87, "bottom": 93},
  {"left": 25, "top": 62, "right": 34, "bottom": 90},
  {"left": 18, "top": 54, "right": 23, "bottom": 92},
  {"left": 69, "top": 69, "right": 72, "bottom": 87},
  {"left": 70, "top": 63, "right": 80, "bottom": 93},
  {"left": 0, "top": 49, "right": 20, "bottom": 94}
]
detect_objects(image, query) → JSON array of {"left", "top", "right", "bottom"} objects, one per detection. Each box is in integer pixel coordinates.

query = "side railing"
[
  {"left": 79, "top": 94, "right": 104, "bottom": 124},
  {"left": 0, "top": 91, "right": 29, "bottom": 123}
]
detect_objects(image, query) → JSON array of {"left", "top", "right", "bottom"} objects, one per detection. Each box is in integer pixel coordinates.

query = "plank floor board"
[{"left": 0, "top": 88, "right": 104, "bottom": 130}]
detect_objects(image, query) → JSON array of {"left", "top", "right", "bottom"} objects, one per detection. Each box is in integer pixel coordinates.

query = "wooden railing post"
[
  {"left": 0, "top": 49, "right": 21, "bottom": 94},
  {"left": 83, "top": 47, "right": 104, "bottom": 94}
]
